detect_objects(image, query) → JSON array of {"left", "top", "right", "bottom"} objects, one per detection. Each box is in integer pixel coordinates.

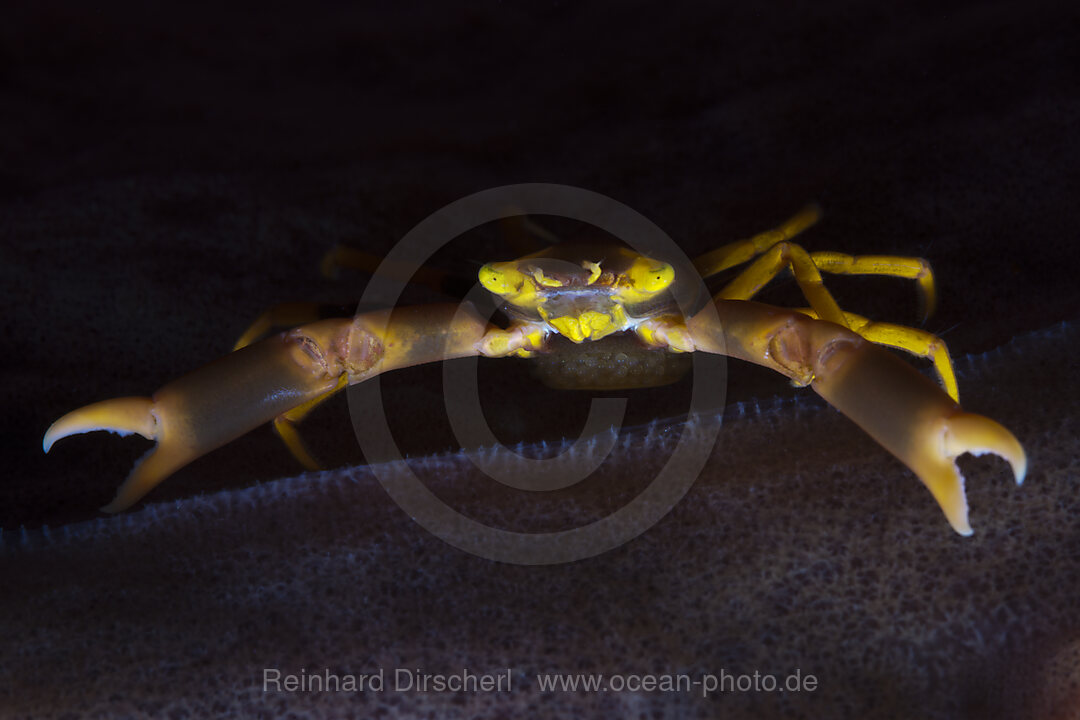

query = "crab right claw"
[
  {"left": 688, "top": 300, "right": 1026, "bottom": 535},
  {"left": 808, "top": 333, "right": 1026, "bottom": 536},
  {"left": 927, "top": 412, "right": 1027, "bottom": 535}
]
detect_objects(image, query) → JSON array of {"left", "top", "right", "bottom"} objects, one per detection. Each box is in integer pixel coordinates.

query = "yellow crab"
[{"left": 43, "top": 206, "right": 1025, "bottom": 535}]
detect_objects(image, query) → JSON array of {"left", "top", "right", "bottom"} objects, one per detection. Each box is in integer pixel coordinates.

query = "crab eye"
[
  {"left": 626, "top": 257, "right": 674, "bottom": 294},
  {"left": 479, "top": 262, "right": 526, "bottom": 295}
]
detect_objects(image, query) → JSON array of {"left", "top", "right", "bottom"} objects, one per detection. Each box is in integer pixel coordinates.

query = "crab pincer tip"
[
  {"left": 920, "top": 464, "right": 974, "bottom": 536},
  {"left": 920, "top": 412, "right": 1027, "bottom": 535},
  {"left": 42, "top": 397, "right": 157, "bottom": 454},
  {"left": 944, "top": 412, "right": 1027, "bottom": 486}
]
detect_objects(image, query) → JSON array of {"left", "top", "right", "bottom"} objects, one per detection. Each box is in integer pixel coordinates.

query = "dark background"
[{"left": 2, "top": 1, "right": 1078, "bottom": 718}]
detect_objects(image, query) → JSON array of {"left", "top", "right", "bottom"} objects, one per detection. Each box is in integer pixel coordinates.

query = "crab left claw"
[
  {"left": 44, "top": 304, "right": 490, "bottom": 512},
  {"left": 42, "top": 328, "right": 347, "bottom": 512},
  {"left": 43, "top": 396, "right": 157, "bottom": 453},
  {"left": 44, "top": 396, "right": 197, "bottom": 513}
]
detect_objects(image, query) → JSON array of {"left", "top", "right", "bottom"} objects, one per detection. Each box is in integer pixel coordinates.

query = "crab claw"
[
  {"left": 44, "top": 305, "right": 493, "bottom": 512},
  {"left": 41, "top": 325, "right": 351, "bottom": 512},
  {"left": 689, "top": 301, "right": 1027, "bottom": 535},
  {"left": 43, "top": 397, "right": 157, "bottom": 453},
  {"left": 922, "top": 413, "right": 1027, "bottom": 535},
  {"left": 43, "top": 395, "right": 199, "bottom": 513},
  {"left": 808, "top": 330, "right": 1027, "bottom": 536}
]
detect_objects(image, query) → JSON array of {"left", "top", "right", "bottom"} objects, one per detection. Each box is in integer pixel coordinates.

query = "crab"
[{"left": 43, "top": 206, "right": 1025, "bottom": 535}]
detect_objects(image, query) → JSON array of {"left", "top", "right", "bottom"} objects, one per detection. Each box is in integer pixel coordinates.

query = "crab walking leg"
[
  {"left": 686, "top": 300, "right": 1026, "bottom": 535},
  {"left": 716, "top": 242, "right": 848, "bottom": 327},
  {"left": 809, "top": 252, "right": 937, "bottom": 320},
  {"left": 44, "top": 304, "right": 489, "bottom": 512},
  {"left": 794, "top": 307, "right": 959, "bottom": 402},
  {"left": 692, "top": 205, "right": 822, "bottom": 279}
]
